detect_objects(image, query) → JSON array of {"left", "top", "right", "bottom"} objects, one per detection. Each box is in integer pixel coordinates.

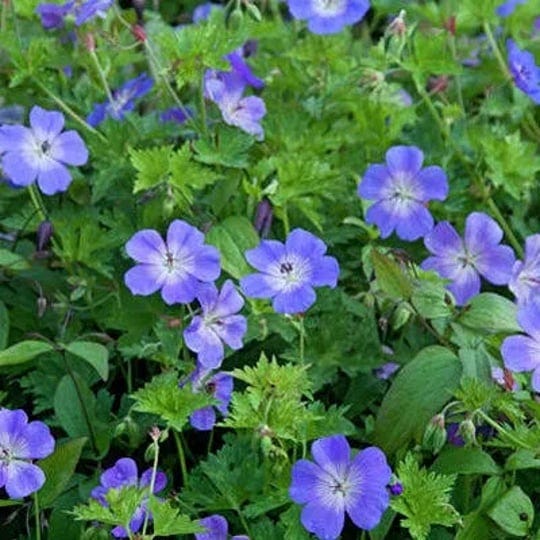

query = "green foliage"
[
  {"left": 148, "top": 498, "right": 203, "bottom": 535},
  {"left": 64, "top": 341, "right": 109, "bottom": 381},
  {"left": 391, "top": 454, "right": 460, "bottom": 540},
  {"left": 487, "top": 486, "right": 535, "bottom": 537},
  {"left": 0, "top": 340, "right": 53, "bottom": 367}
]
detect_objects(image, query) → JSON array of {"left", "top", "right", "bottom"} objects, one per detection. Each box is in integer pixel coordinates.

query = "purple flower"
[
  {"left": 184, "top": 280, "right": 247, "bottom": 370},
  {"left": 36, "top": 1, "right": 73, "bottom": 29},
  {"left": 226, "top": 50, "right": 265, "bottom": 90},
  {"left": 0, "top": 408, "right": 55, "bottom": 499},
  {"left": 124, "top": 220, "right": 221, "bottom": 305},
  {"left": 289, "top": 435, "right": 391, "bottom": 539},
  {"left": 287, "top": 0, "right": 370, "bottom": 35},
  {"left": 160, "top": 106, "right": 193, "bottom": 124},
  {"left": 189, "top": 369, "right": 234, "bottom": 431},
  {"left": 373, "top": 362, "right": 400, "bottom": 380},
  {"left": 205, "top": 71, "right": 266, "bottom": 139},
  {"left": 502, "top": 300, "right": 540, "bottom": 392},
  {"left": 357, "top": 146, "right": 448, "bottom": 241},
  {"left": 254, "top": 198, "right": 273, "bottom": 237},
  {"left": 87, "top": 73, "right": 154, "bottom": 127},
  {"left": 496, "top": 0, "right": 527, "bottom": 17},
  {"left": 196, "top": 514, "right": 249, "bottom": 540},
  {"left": 193, "top": 2, "right": 223, "bottom": 23},
  {"left": 507, "top": 39, "right": 540, "bottom": 104},
  {"left": 388, "top": 482, "right": 403, "bottom": 496},
  {"left": 421, "top": 212, "right": 515, "bottom": 306},
  {"left": 240, "top": 228, "right": 339, "bottom": 315},
  {"left": 0, "top": 106, "right": 89, "bottom": 195},
  {"left": 91, "top": 458, "right": 167, "bottom": 538},
  {"left": 75, "top": 0, "right": 113, "bottom": 26},
  {"left": 509, "top": 234, "right": 540, "bottom": 304}
]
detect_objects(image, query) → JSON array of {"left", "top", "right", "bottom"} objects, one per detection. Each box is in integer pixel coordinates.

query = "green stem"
[
  {"left": 28, "top": 185, "right": 47, "bottom": 222},
  {"left": 88, "top": 49, "right": 115, "bottom": 104},
  {"left": 34, "top": 491, "right": 41, "bottom": 540},
  {"left": 298, "top": 317, "right": 306, "bottom": 363},
  {"left": 475, "top": 410, "right": 532, "bottom": 450},
  {"left": 142, "top": 436, "right": 160, "bottom": 537},
  {"left": 486, "top": 198, "right": 524, "bottom": 258},
  {"left": 448, "top": 35, "right": 464, "bottom": 111},
  {"left": 207, "top": 429, "right": 214, "bottom": 455},
  {"left": 173, "top": 430, "right": 189, "bottom": 488},
  {"left": 199, "top": 73, "right": 209, "bottom": 137},
  {"left": 483, "top": 22, "right": 510, "bottom": 80}
]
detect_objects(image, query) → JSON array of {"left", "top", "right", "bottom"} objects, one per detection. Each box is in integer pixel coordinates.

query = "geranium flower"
[
  {"left": 289, "top": 435, "right": 391, "bottom": 539},
  {"left": 496, "top": 0, "right": 527, "bottom": 17},
  {"left": 421, "top": 212, "right": 515, "bottom": 305},
  {"left": 502, "top": 300, "right": 540, "bottom": 392},
  {"left": 507, "top": 39, "right": 540, "bottom": 104},
  {"left": 124, "top": 220, "right": 221, "bottom": 305},
  {"left": 357, "top": 145, "right": 448, "bottom": 241},
  {"left": 196, "top": 514, "right": 248, "bottom": 540},
  {"left": 36, "top": 1, "right": 73, "bottom": 29},
  {"left": 87, "top": 73, "right": 154, "bottom": 127},
  {"left": 188, "top": 369, "right": 234, "bottom": 431},
  {"left": 287, "top": 0, "right": 370, "bottom": 35},
  {"left": 509, "top": 234, "right": 540, "bottom": 304},
  {"left": 183, "top": 280, "right": 247, "bottom": 370},
  {"left": 75, "top": 0, "right": 113, "bottom": 26},
  {"left": 0, "top": 408, "right": 55, "bottom": 499},
  {"left": 0, "top": 106, "right": 88, "bottom": 195},
  {"left": 240, "top": 228, "right": 339, "bottom": 314},
  {"left": 91, "top": 458, "right": 167, "bottom": 538}
]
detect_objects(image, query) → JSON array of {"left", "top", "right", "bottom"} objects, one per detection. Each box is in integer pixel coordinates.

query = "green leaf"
[
  {"left": 505, "top": 449, "right": 540, "bottom": 471},
  {"left": 411, "top": 279, "right": 452, "bottom": 320},
  {"left": 193, "top": 126, "right": 255, "bottom": 168},
  {"left": 372, "top": 346, "right": 462, "bottom": 454},
  {"left": 371, "top": 249, "right": 413, "bottom": 300},
  {"left": 206, "top": 216, "right": 260, "bottom": 279},
  {"left": 65, "top": 341, "right": 109, "bottom": 381},
  {"left": 0, "top": 340, "right": 54, "bottom": 367},
  {"left": 0, "top": 499, "right": 23, "bottom": 507},
  {"left": 0, "top": 248, "right": 30, "bottom": 270},
  {"left": 458, "top": 293, "right": 520, "bottom": 334},
  {"left": 0, "top": 301, "right": 9, "bottom": 350},
  {"left": 38, "top": 437, "right": 87, "bottom": 508},
  {"left": 431, "top": 447, "right": 500, "bottom": 476},
  {"left": 130, "top": 145, "right": 173, "bottom": 192},
  {"left": 487, "top": 486, "right": 534, "bottom": 537},
  {"left": 131, "top": 372, "right": 213, "bottom": 430},
  {"left": 148, "top": 497, "right": 203, "bottom": 535}
]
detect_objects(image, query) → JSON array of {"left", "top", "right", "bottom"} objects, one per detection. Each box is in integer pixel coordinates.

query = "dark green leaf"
[
  {"left": 0, "top": 301, "right": 9, "bottom": 350},
  {"left": 65, "top": 341, "right": 109, "bottom": 381},
  {"left": 0, "top": 340, "right": 54, "bottom": 367}
]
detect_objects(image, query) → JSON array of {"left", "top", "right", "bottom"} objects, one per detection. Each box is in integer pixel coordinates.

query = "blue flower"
[
  {"left": 0, "top": 106, "right": 88, "bottom": 195},
  {"left": 421, "top": 212, "right": 515, "bottom": 306},
  {"left": 507, "top": 39, "right": 540, "bottom": 104},
  {"left": 289, "top": 435, "right": 391, "bottom": 539},
  {"left": 496, "top": 0, "right": 527, "bottom": 17},
  {"left": 35, "top": 1, "right": 73, "bottom": 29},
  {"left": 358, "top": 145, "right": 448, "bottom": 241},
  {"left": 240, "top": 228, "right": 339, "bottom": 315},
  {"left": 287, "top": 0, "right": 370, "bottom": 35},
  {"left": 87, "top": 73, "right": 154, "bottom": 127},
  {"left": 75, "top": 0, "right": 113, "bottom": 26},
  {"left": 196, "top": 514, "right": 248, "bottom": 540},
  {"left": 509, "top": 234, "right": 540, "bottom": 304}
]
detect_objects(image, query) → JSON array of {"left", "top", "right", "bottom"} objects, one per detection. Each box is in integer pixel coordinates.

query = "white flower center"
[
  {"left": 162, "top": 249, "right": 193, "bottom": 276},
  {"left": 275, "top": 256, "right": 311, "bottom": 290},
  {"left": 312, "top": 0, "right": 346, "bottom": 16}
]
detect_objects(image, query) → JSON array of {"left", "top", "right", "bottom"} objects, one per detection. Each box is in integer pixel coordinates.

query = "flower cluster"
[
  {"left": 289, "top": 435, "right": 391, "bottom": 539},
  {"left": 36, "top": 0, "right": 113, "bottom": 29},
  {"left": 0, "top": 408, "right": 55, "bottom": 499},
  {"left": 91, "top": 457, "right": 167, "bottom": 538},
  {"left": 0, "top": 106, "right": 88, "bottom": 195}
]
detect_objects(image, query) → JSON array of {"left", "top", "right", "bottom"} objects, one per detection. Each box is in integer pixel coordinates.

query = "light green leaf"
[
  {"left": 431, "top": 447, "right": 500, "bottom": 476},
  {"left": 148, "top": 497, "right": 203, "bottom": 535},
  {"left": 130, "top": 145, "right": 173, "bottom": 192},
  {"left": 65, "top": 341, "right": 109, "bottom": 381},
  {"left": 371, "top": 250, "right": 413, "bottom": 300},
  {"left": 505, "top": 449, "right": 540, "bottom": 471},
  {"left": 458, "top": 293, "right": 520, "bottom": 334},
  {"left": 0, "top": 248, "right": 30, "bottom": 270},
  {"left": 487, "top": 486, "right": 534, "bottom": 537},
  {"left": 0, "top": 340, "right": 54, "bottom": 367}
]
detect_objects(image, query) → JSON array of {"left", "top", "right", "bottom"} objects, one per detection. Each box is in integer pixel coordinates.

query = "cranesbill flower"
[
  {"left": 501, "top": 300, "right": 540, "bottom": 392},
  {"left": 36, "top": 1, "right": 73, "bottom": 29},
  {"left": 226, "top": 49, "right": 265, "bottom": 90},
  {"left": 205, "top": 71, "right": 266, "bottom": 139},
  {"left": 240, "top": 228, "right": 339, "bottom": 314},
  {"left": 509, "top": 234, "right": 540, "bottom": 304},
  {"left": 496, "top": 0, "right": 527, "bottom": 17},
  {"left": 184, "top": 280, "right": 247, "bottom": 370},
  {"left": 0, "top": 408, "right": 55, "bottom": 499},
  {"left": 287, "top": 0, "right": 370, "bottom": 35},
  {"left": 193, "top": 2, "right": 222, "bottom": 23},
  {"left": 87, "top": 73, "right": 153, "bottom": 127},
  {"left": 289, "top": 435, "right": 391, "bottom": 539},
  {"left": 507, "top": 39, "right": 540, "bottom": 104},
  {"left": 91, "top": 458, "right": 167, "bottom": 538},
  {"left": 124, "top": 220, "right": 221, "bottom": 305},
  {"left": 0, "top": 106, "right": 89, "bottom": 195},
  {"left": 421, "top": 212, "right": 515, "bottom": 306},
  {"left": 189, "top": 369, "right": 233, "bottom": 431},
  {"left": 75, "top": 0, "right": 113, "bottom": 26},
  {"left": 357, "top": 145, "right": 448, "bottom": 241},
  {"left": 196, "top": 514, "right": 248, "bottom": 540}
]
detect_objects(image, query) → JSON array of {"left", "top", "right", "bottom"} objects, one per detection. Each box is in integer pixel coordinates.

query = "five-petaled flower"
[
  {"left": 421, "top": 212, "right": 515, "bottom": 306},
  {"left": 124, "top": 220, "right": 221, "bottom": 305},
  {"left": 289, "top": 435, "right": 391, "bottom": 540},
  {"left": 358, "top": 145, "right": 448, "bottom": 241},
  {"left": 195, "top": 514, "right": 249, "bottom": 540},
  {"left": 91, "top": 457, "right": 167, "bottom": 538},
  {"left": 501, "top": 300, "right": 540, "bottom": 392},
  {"left": 507, "top": 39, "right": 540, "bottom": 104},
  {"left": 509, "top": 234, "right": 540, "bottom": 304},
  {"left": 0, "top": 408, "right": 55, "bottom": 499},
  {"left": 240, "top": 228, "right": 339, "bottom": 315},
  {"left": 0, "top": 106, "right": 89, "bottom": 195},
  {"left": 287, "top": 0, "right": 370, "bottom": 35},
  {"left": 184, "top": 280, "right": 247, "bottom": 370}
]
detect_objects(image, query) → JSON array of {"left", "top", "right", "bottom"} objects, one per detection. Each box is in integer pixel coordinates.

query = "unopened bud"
[
  {"left": 254, "top": 198, "right": 273, "bottom": 238},
  {"left": 459, "top": 419, "right": 477, "bottom": 446},
  {"left": 245, "top": 3, "right": 262, "bottom": 22},
  {"left": 227, "top": 8, "right": 243, "bottom": 30},
  {"left": 84, "top": 33, "right": 95, "bottom": 52},
  {"left": 37, "top": 296, "right": 47, "bottom": 318},
  {"left": 388, "top": 10, "right": 406, "bottom": 37},
  {"left": 388, "top": 481, "right": 403, "bottom": 496},
  {"left": 36, "top": 220, "right": 54, "bottom": 252},
  {"left": 131, "top": 24, "right": 146, "bottom": 43},
  {"left": 149, "top": 425, "right": 161, "bottom": 442},
  {"left": 423, "top": 414, "right": 447, "bottom": 454}
]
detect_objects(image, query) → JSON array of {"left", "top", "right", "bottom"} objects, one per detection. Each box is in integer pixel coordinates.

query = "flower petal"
[
  {"left": 300, "top": 500, "right": 345, "bottom": 540},
  {"left": 415, "top": 166, "right": 448, "bottom": 201},
  {"left": 365, "top": 200, "right": 399, "bottom": 239},
  {"left": 213, "top": 280, "right": 244, "bottom": 318},
  {"left": 385, "top": 145, "right": 424, "bottom": 177},
  {"left": 289, "top": 459, "right": 325, "bottom": 504},
  {"left": 310, "top": 256, "right": 340, "bottom": 288},
  {"left": 100, "top": 458, "right": 138, "bottom": 489},
  {"left": 465, "top": 212, "right": 503, "bottom": 255},
  {"left": 124, "top": 264, "right": 165, "bottom": 296},
  {"left": 424, "top": 221, "right": 462, "bottom": 256},
  {"left": 358, "top": 164, "right": 392, "bottom": 200},
  {"left": 29, "top": 106, "right": 65, "bottom": 140},
  {"left": 16, "top": 421, "right": 54, "bottom": 459},
  {"left": 166, "top": 220, "right": 204, "bottom": 257},
  {"left": 5, "top": 461, "right": 45, "bottom": 499},
  {"left": 125, "top": 230, "right": 167, "bottom": 265},
  {"left": 272, "top": 284, "right": 316, "bottom": 314},
  {"left": 285, "top": 229, "right": 328, "bottom": 261},
  {"left": 2, "top": 151, "right": 38, "bottom": 187},
  {"left": 311, "top": 435, "right": 351, "bottom": 478},
  {"left": 0, "top": 125, "right": 34, "bottom": 154},
  {"left": 240, "top": 273, "right": 281, "bottom": 299},
  {"left": 50, "top": 130, "right": 89, "bottom": 166},
  {"left": 196, "top": 514, "right": 228, "bottom": 540},
  {"left": 184, "top": 317, "right": 225, "bottom": 369},
  {"left": 475, "top": 245, "right": 515, "bottom": 285},
  {"left": 394, "top": 203, "right": 434, "bottom": 241},
  {"left": 447, "top": 264, "right": 481, "bottom": 306},
  {"left": 516, "top": 301, "right": 540, "bottom": 340},
  {"left": 190, "top": 406, "right": 216, "bottom": 431},
  {"left": 161, "top": 273, "right": 200, "bottom": 305},
  {"left": 36, "top": 161, "right": 72, "bottom": 195},
  {"left": 502, "top": 335, "right": 540, "bottom": 372},
  {"left": 192, "top": 245, "right": 221, "bottom": 282},
  {"left": 245, "top": 240, "right": 286, "bottom": 273}
]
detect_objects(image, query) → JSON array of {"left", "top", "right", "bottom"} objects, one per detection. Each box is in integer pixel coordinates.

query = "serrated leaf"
[
  {"left": 505, "top": 449, "right": 540, "bottom": 471},
  {"left": 371, "top": 250, "right": 413, "bottom": 299},
  {"left": 458, "top": 293, "right": 520, "bottom": 334},
  {"left": 193, "top": 126, "right": 254, "bottom": 168},
  {"left": 65, "top": 341, "right": 109, "bottom": 381},
  {"left": 373, "top": 346, "right": 462, "bottom": 454},
  {"left": 130, "top": 145, "right": 173, "bottom": 192},
  {"left": 0, "top": 340, "right": 54, "bottom": 367},
  {"left": 431, "top": 447, "right": 500, "bottom": 476},
  {"left": 487, "top": 486, "right": 534, "bottom": 537},
  {"left": 148, "top": 497, "right": 203, "bottom": 535},
  {"left": 38, "top": 437, "right": 87, "bottom": 508},
  {"left": 206, "top": 216, "right": 259, "bottom": 279}
]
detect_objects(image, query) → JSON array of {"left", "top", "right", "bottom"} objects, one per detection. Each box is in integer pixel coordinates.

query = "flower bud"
[
  {"left": 245, "top": 3, "right": 262, "bottom": 22},
  {"left": 84, "top": 32, "right": 95, "bottom": 52},
  {"left": 459, "top": 419, "right": 477, "bottom": 446},
  {"left": 423, "top": 414, "right": 447, "bottom": 454},
  {"left": 254, "top": 198, "right": 273, "bottom": 238},
  {"left": 36, "top": 220, "right": 54, "bottom": 252},
  {"left": 227, "top": 8, "right": 243, "bottom": 30},
  {"left": 388, "top": 10, "right": 406, "bottom": 37},
  {"left": 131, "top": 24, "right": 147, "bottom": 43}
]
